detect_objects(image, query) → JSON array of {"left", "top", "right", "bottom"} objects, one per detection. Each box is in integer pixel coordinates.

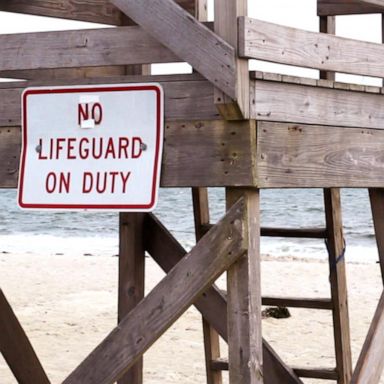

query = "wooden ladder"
[{"left": 192, "top": 187, "right": 352, "bottom": 384}]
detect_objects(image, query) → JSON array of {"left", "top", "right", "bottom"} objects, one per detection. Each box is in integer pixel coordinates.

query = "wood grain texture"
[
  {"left": 144, "top": 214, "right": 303, "bottom": 384},
  {"left": 0, "top": 0, "right": 195, "bottom": 25},
  {"left": 324, "top": 189, "right": 352, "bottom": 384},
  {"left": 0, "top": 74, "right": 219, "bottom": 128},
  {"left": 369, "top": 189, "right": 384, "bottom": 284},
  {"left": 251, "top": 79, "right": 384, "bottom": 129},
  {"left": 0, "top": 120, "right": 256, "bottom": 189},
  {"left": 0, "top": 289, "right": 50, "bottom": 384},
  {"left": 226, "top": 189, "right": 263, "bottom": 384},
  {"left": 162, "top": 120, "right": 256, "bottom": 187},
  {"left": 318, "top": 0, "right": 384, "bottom": 15},
  {"left": 63, "top": 198, "right": 246, "bottom": 384},
  {"left": 110, "top": 0, "right": 236, "bottom": 99},
  {"left": 191, "top": 186, "right": 223, "bottom": 384},
  {"left": 0, "top": 26, "right": 179, "bottom": 72},
  {"left": 351, "top": 291, "right": 384, "bottom": 384},
  {"left": 118, "top": 213, "right": 145, "bottom": 384},
  {"left": 262, "top": 297, "right": 333, "bottom": 310},
  {"left": 241, "top": 17, "right": 384, "bottom": 79},
  {"left": 214, "top": 0, "right": 249, "bottom": 119},
  {"left": 256, "top": 122, "right": 384, "bottom": 188}
]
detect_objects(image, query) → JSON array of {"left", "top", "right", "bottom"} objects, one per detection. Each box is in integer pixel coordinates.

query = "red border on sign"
[{"left": 18, "top": 84, "right": 163, "bottom": 210}]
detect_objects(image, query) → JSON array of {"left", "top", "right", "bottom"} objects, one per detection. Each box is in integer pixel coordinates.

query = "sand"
[{"left": 1, "top": 252, "right": 383, "bottom": 383}]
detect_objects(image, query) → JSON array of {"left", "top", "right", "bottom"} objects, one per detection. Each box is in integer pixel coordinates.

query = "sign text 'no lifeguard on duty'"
[{"left": 18, "top": 84, "right": 164, "bottom": 211}]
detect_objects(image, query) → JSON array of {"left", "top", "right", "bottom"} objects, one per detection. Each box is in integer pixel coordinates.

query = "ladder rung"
[
  {"left": 292, "top": 367, "right": 339, "bottom": 380},
  {"left": 262, "top": 297, "right": 333, "bottom": 310},
  {"left": 201, "top": 224, "right": 327, "bottom": 239},
  {"left": 211, "top": 359, "right": 228, "bottom": 371}
]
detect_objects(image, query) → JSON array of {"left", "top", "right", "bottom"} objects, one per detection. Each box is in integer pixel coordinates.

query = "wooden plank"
[
  {"left": 0, "top": 120, "right": 255, "bottom": 190},
  {"left": 262, "top": 297, "right": 333, "bottom": 310},
  {"left": 292, "top": 367, "right": 339, "bottom": 380},
  {"left": 110, "top": 0, "right": 237, "bottom": 99},
  {"left": 324, "top": 189, "right": 352, "bottom": 384},
  {"left": 0, "top": 0, "right": 195, "bottom": 25},
  {"left": 256, "top": 122, "right": 384, "bottom": 188},
  {"left": 211, "top": 361, "right": 338, "bottom": 381},
  {"left": 369, "top": 189, "right": 384, "bottom": 284},
  {"left": 351, "top": 291, "right": 384, "bottom": 384},
  {"left": 251, "top": 79, "right": 384, "bottom": 129},
  {"left": 318, "top": 0, "right": 384, "bottom": 15},
  {"left": 240, "top": 17, "right": 384, "bottom": 79},
  {"left": 0, "top": 74, "right": 219, "bottom": 127},
  {"left": 201, "top": 224, "right": 327, "bottom": 239},
  {"left": 0, "top": 26, "right": 179, "bottom": 72},
  {"left": 214, "top": 0, "right": 249, "bottom": 119},
  {"left": 118, "top": 213, "right": 145, "bottom": 384},
  {"left": 161, "top": 120, "right": 256, "bottom": 187},
  {"left": 226, "top": 188, "right": 263, "bottom": 384},
  {"left": 192, "top": 187, "right": 223, "bottom": 384},
  {"left": 144, "top": 214, "right": 303, "bottom": 384},
  {"left": 0, "top": 289, "right": 50, "bottom": 384},
  {"left": 63, "top": 198, "right": 246, "bottom": 384}
]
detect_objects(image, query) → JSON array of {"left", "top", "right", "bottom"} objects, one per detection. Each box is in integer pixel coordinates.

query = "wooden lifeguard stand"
[{"left": 1, "top": 1, "right": 384, "bottom": 383}]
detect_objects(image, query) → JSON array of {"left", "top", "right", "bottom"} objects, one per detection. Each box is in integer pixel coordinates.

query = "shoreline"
[{"left": 1, "top": 253, "right": 383, "bottom": 383}]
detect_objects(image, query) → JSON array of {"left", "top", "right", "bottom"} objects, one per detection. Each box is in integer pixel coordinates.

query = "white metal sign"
[{"left": 18, "top": 84, "right": 164, "bottom": 211}]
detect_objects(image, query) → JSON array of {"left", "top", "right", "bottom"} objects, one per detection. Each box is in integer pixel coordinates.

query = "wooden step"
[
  {"left": 292, "top": 366, "right": 339, "bottom": 380},
  {"left": 211, "top": 359, "right": 338, "bottom": 380},
  {"left": 201, "top": 224, "right": 327, "bottom": 239},
  {"left": 262, "top": 297, "right": 333, "bottom": 310}
]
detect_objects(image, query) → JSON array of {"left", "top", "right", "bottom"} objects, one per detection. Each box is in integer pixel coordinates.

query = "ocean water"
[{"left": 0, "top": 188, "right": 378, "bottom": 263}]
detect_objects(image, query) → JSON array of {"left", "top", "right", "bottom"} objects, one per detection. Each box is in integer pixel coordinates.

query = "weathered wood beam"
[
  {"left": 262, "top": 297, "right": 333, "bottom": 310},
  {"left": 144, "top": 213, "right": 303, "bottom": 384},
  {"left": 0, "top": 289, "right": 50, "bottom": 384},
  {"left": 292, "top": 367, "right": 339, "bottom": 380},
  {"left": 240, "top": 17, "right": 384, "bottom": 79},
  {"left": 351, "top": 291, "right": 384, "bottom": 384},
  {"left": 256, "top": 122, "right": 384, "bottom": 188},
  {"left": 0, "top": 119, "right": 255, "bottom": 189},
  {"left": 214, "top": 0, "right": 249, "bottom": 119},
  {"left": 110, "top": 0, "right": 237, "bottom": 99},
  {"left": 369, "top": 189, "right": 384, "bottom": 284},
  {"left": 0, "top": 0, "right": 195, "bottom": 25},
  {"left": 0, "top": 26, "right": 179, "bottom": 73},
  {"left": 118, "top": 212, "right": 145, "bottom": 384},
  {"left": 251, "top": 79, "right": 384, "bottom": 129},
  {"left": 0, "top": 74, "right": 219, "bottom": 127},
  {"left": 226, "top": 188, "right": 262, "bottom": 384},
  {"left": 63, "top": 198, "right": 246, "bottom": 384},
  {"left": 324, "top": 189, "right": 352, "bottom": 384},
  {"left": 318, "top": 0, "right": 384, "bottom": 16}
]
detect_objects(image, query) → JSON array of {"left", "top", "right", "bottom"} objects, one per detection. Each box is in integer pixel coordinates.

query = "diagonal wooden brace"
[
  {"left": 63, "top": 198, "right": 246, "bottom": 384},
  {"left": 110, "top": 0, "right": 237, "bottom": 99},
  {"left": 144, "top": 213, "right": 303, "bottom": 384},
  {"left": 0, "top": 289, "right": 50, "bottom": 384}
]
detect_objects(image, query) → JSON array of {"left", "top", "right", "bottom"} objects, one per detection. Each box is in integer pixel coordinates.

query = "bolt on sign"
[{"left": 18, "top": 84, "right": 164, "bottom": 211}]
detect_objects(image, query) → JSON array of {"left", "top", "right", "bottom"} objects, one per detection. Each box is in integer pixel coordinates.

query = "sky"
[{"left": 0, "top": 0, "right": 382, "bottom": 85}]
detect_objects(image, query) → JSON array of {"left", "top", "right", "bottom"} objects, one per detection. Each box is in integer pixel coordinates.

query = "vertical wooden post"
[
  {"left": 118, "top": 62, "right": 150, "bottom": 384},
  {"left": 324, "top": 189, "right": 352, "bottom": 384},
  {"left": 369, "top": 189, "right": 384, "bottom": 284},
  {"left": 192, "top": 187, "right": 223, "bottom": 384},
  {"left": 320, "top": 16, "right": 352, "bottom": 384},
  {"left": 226, "top": 187, "right": 263, "bottom": 384},
  {"left": 214, "top": 0, "right": 249, "bottom": 119}
]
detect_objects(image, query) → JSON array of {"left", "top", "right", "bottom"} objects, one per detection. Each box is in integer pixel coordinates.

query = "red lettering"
[
  {"left": 45, "top": 172, "right": 56, "bottom": 193},
  {"left": 118, "top": 137, "right": 129, "bottom": 159},
  {"left": 109, "top": 171, "right": 118, "bottom": 193},
  {"left": 120, "top": 172, "right": 131, "bottom": 193},
  {"left": 67, "top": 138, "right": 76, "bottom": 160},
  {"left": 82, "top": 172, "right": 93, "bottom": 193},
  {"left": 92, "top": 137, "right": 103, "bottom": 159},
  {"left": 96, "top": 172, "right": 107, "bottom": 193},
  {"left": 78, "top": 104, "right": 89, "bottom": 126},
  {"left": 45, "top": 172, "right": 70, "bottom": 193},
  {"left": 132, "top": 137, "right": 143, "bottom": 159},
  {"left": 79, "top": 138, "right": 89, "bottom": 159},
  {"left": 56, "top": 138, "right": 65, "bottom": 160},
  {"left": 38, "top": 138, "right": 48, "bottom": 160},
  {"left": 92, "top": 102, "right": 103, "bottom": 125},
  {"left": 104, "top": 138, "right": 116, "bottom": 159}
]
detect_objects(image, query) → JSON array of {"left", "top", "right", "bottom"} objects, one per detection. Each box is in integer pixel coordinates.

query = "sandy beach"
[{"left": 1, "top": 252, "right": 383, "bottom": 383}]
